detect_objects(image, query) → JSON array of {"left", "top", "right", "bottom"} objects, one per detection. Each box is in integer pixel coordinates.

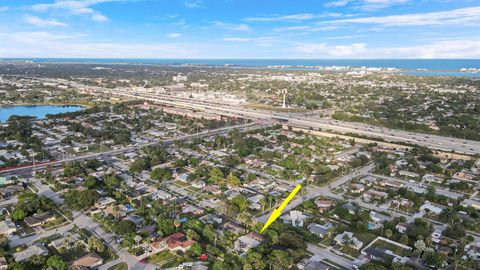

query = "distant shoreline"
[
  {"left": 1, "top": 58, "right": 479, "bottom": 70},
  {"left": 0, "top": 102, "right": 90, "bottom": 108}
]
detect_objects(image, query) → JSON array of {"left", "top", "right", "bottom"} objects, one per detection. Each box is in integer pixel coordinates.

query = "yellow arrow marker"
[{"left": 260, "top": 184, "right": 302, "bottom": 233}]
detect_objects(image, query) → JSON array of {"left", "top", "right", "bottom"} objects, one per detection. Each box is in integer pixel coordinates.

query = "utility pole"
[{"left": 32, "top": 154, "right": 36, "bottom": 174}]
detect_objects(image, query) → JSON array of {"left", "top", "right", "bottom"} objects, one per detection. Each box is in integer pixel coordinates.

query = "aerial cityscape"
[{"left": 0, "top": 1, "right": 480, "bottom": 270}]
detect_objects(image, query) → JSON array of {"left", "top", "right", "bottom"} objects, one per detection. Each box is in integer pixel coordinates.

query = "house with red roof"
[{"left": 151, "top": 232, "right": 196, "bottom": 253}]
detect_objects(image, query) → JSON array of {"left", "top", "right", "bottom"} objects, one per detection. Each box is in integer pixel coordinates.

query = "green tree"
[
  {"left": 189, "top": 242, "right": 203, "bottom": 257},
  {"left": 64, "top": 189, "right": 99, "bottom": 209},
  {"left": 385, "top": 229, "right": 393, "bottom": 239},
  {"left": 209, "top": 167, "right": 224, "bottom": 183},
  {"left": 268, "top": 250, "right": 292, "bottom": 270},
  {"left": 151, "top": 168, "right": 172, "bottom": 181},
  {"left": 46, "top": 255, "right": 67, "bottom": 270},
  {"left": 87, "top": 236, "right": 105, "bottom": 253},
  {"left": 11, "top": 209, "right": 27, "bottom": 221},
  {"left": 114, "top": 220, "right": 136, "bottom": 235},
  {"left": 83, "top": 176, "right": 98, "bottom": 189},
  {"left": 28, "top": 254, "right": 46, "bottom": 267},
  {"left": 231, "top": 194, "right": 249, "bottom": 212},
  {"left": 226, "top": 174, "right": 241, "bottom": 186},
  {"left": 399, "top": 235, "right": 409, "bottom": 245},
  {"left": 360, "top": 262, "right": 387, "bottom": 270},
  {"left": 157, "top": 218, "right": 175, "bottom": 236},
  {"left": 7, "top": 262, "right": 26, "bottom": 270},
  {"left": 129, "top": 158, "right": 149, "bottom": 173},
  {"left": 104, "top": 175, "right": 121, "bottom": 188},
  {"left": 202, "top": 225, "right": 217, "bottom": 243},
  {"left": 246, "top": 251, "right": 266, "bottom": 270}
]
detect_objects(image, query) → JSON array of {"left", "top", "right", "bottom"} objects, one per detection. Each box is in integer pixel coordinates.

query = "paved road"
[
  {"left": 9, "top": 223, "right": 74, "bottom": 248},
  {"left": 73, "top": 211, "right": 157, "bottom": 270},
  {"left": 256, "top": 163, "right": 374, "bottom": 224},
  {"left": 103, "top": 89, "right": 480, "bottom": 155},
  {"left": 307, "top": 243, "right": 363, "bottom": 269},
  {"left": 370, "top": 173, "right": 465, "bottom": 200},
  {"left": 9, "top": 173, "right": 158, "bottom": 269},
  {"left": 289, "top": 118, "right": 480, "bottom": 156},
  {"left": 0, "top": 197, "right": 17, "bottom": 207},
  {"left": 0, "top": 123, "right": 261, "bottom": 176}
]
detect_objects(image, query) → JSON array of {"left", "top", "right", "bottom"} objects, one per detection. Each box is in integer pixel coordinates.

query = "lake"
[{"left": 0, "top": 105, "right": 84, "bottom": 122}]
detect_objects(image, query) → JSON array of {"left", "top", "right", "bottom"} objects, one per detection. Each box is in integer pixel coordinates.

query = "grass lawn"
[
  {"left": 352, "top": 231, "right": 377, "bottom": 245},
  {"left": 185, "top": 186, "right": 199, "bottom": 193},
  {"left": 339, "top": 245, "right": 361, "bottom": 258},
  {"left": 108, "top": 262, "right": 128, "bottom": 270},
  {"left": 147, "top": 250, "right": 175, "bottom": 266},
  {"left": 322, "top": 259, "right": 348, "bottom": 270},
  {"left": 371, "top": 239, "right": 411, "bottom": 256},
  {"left": 173, "top": 181, "right": 189, "bottom": 187},
  {"left": 60, "top": 247, "right": 90, "bottom": 263},
  {"left": 320, "top": 235, "right": 335, "bottom": 246}
]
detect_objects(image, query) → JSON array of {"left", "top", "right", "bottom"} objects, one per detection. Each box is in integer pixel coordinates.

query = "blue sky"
[{"left": 0, "top": 0, "right": 479, "bottom": 58}]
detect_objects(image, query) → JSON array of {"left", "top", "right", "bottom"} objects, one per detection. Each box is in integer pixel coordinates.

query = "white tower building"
[{"left": 282, "top": 89, "right": 288, "bottom": 108}]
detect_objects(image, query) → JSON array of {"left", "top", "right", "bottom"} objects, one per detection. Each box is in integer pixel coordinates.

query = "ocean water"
[
  {"left": 0, "top": 105, "right": 84, "bottom": 122},
  {"left": 401, "top": 71, "right": 480, "bottom": 78},
  {"left": 3, "top": 58, "right": 479, "bottom": 70}
]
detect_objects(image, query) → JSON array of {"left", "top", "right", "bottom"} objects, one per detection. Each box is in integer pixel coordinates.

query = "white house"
[
  {"left": 151, "top": 190, "right": 172, "bottom": 200},
  {"left": 13, "top": 243, "right": 48, "bottom": 262},
  {"left": 334, "top": 231, "right": 363, "bottom": 250},
  {"left": 0, "top": 219, "right": 17, "bottom": 236},
  {"left": 281, "top": 210, "right": 308, "bottom": 227},
  {"left": 234, "top": 233, "right": 264, "bottom": 254},
  {"left": 420, "top": 202, "right": 443, "bottom": 215}
]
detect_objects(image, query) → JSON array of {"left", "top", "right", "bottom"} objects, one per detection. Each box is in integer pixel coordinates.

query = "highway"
[
  {"left": 96, "top": 89, "right": 480, "bottom": 156},
  {"left": 289, "top": 118, "right": 480, "bottom": 156}
]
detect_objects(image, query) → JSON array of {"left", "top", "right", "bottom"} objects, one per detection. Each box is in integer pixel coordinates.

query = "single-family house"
[
  {"left": 234, "top": 232, "right": 264, "bottom": 254},
  {"left": 333, "top": 231, "right": 363, "bottom": 250},
  {"left": 72, "top": 253, "right": 104, "bottom": 269},
  {"left": 24, "top": 212, "right": 55, "bottom": 228},
  {"left": 0, "top": 219, "right": 17, "bottom": 236},
  {"left": 12, "top": 243, "right": 48, "bottom": 262},
  {"left": 314, "top": 199, "right": 336, "bottom": 213},
  {"left": 281, "top": 210, "right": 308, "bottom": 227},
  {"left": 307, "top": 223, "right": 334, "bottom": 238},
  {"left": 151, "top": 233, "right": 196, "bottom": 253}
]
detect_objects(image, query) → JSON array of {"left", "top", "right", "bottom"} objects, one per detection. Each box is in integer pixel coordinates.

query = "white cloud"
[
  {"left": 360, "top": 0, "right": 410, "bottom": 10},
  {"left": 1, "top": 30, "right": 479, "bottom": 59},
  {"left": 0, "top": 30, "right": 197, "bottom": 58},
  {"left": 212, "top": 21, "right": 251, "bottom": 31},
  {"left": 293, "top": 39, "right": 480, "bottom": 58},
  {"left": 91, "top": 13, "right": 108, "bottom": 22},
  {"left": 244, "top": 13, "right": 317, "bottom": 22},
  {"left": 274, "top": 25, "right": 339, "bottom": 32},
  {"left": 322, "top": 6, "right": 480, "bottom": 26},
  {"left": 168, "top": 19, "right": 189, "bottom": 29},
  {"left": 24, "top": 15, "right": 67, "bottom": 27},
  {"left": 222, "top": 36, "right": 278, "bottom": 47},
  {"left": 295, "top": 43, "right": 367, "bottom": 57},
  {"left": 324, "top": 0, "right": 409, "bottom": 10},
  {"left": 30, "top": 0, "right": 117, "bottom": 22},
  {"left": 324, "top": 0, "right": 351, "bottom": 8},
  {"left": 274, "top": 26, "right": 311, "bottom": 32},
  {"left": 222, "top": 37, "right": 252, "bottom": 42},
  {"left": 184, "top": 0, "right": 204, "bottom": 8},
  {"left": 167, "top": 33, "right": 182, "bottom": 38}
]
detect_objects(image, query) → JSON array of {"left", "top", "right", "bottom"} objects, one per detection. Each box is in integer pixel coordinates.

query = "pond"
[{"left": 0, "top": 105, "right": 84, "bottom": 122}]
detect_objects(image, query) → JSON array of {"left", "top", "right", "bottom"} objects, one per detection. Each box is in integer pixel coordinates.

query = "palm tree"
[{"left": 385, "top": 229, "right": 393, "bottom": 239}]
